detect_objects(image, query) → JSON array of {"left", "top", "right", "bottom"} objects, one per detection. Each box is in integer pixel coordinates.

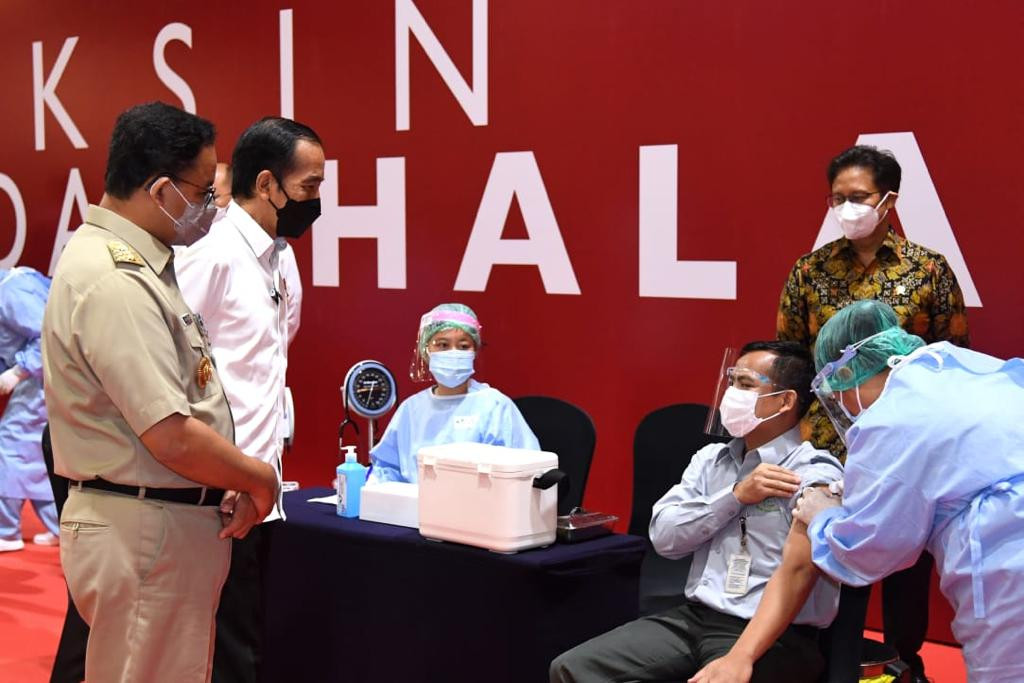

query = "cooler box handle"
[{"left": 532, "top": 469, "right": 567, "bottom": 490}]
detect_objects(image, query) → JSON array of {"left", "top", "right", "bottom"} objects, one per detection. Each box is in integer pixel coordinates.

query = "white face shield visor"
[
  {"left": 705, "top": 348, "right": 787, "bottom": 438},
  {"left": 810, "top": 330, "right": 893, "bottom": 445}
]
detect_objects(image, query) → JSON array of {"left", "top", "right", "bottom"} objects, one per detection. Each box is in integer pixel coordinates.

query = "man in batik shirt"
[{"left": 776, "top": 144, "right": 968, "bottom": 683}]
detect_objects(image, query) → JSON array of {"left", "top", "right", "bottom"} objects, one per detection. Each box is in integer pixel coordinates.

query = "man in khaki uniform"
[{"left": 42, "top": 102, "right": 278, "bottom": 683}]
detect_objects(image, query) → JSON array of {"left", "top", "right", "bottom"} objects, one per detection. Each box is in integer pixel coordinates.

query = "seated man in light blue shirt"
[
  {"left": 550, "top": 341, "right": 842, "bottom": 683},
  {"left": 367, "top": 303, "right": 540, "bottom": 484},
  {"left": 692, "top": 300, "right": 1024, "bottom": 683}
]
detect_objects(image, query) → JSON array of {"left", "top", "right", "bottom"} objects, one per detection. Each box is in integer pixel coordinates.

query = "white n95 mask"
[
  {"left": 718, "top": 386, "right": 786, "bottom": 437},
  {"left": 832, "top": 191, "right": 892, "bottom": 240}
]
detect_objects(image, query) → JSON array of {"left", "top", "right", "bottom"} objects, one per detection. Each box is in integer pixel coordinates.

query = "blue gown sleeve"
[
  {"left": 1, "top": 276, "right": 47, "bottom": 378},
  {"left": 807, "top": 420, "right": 936, "bottom": 586},
  {"left": 497, "top": 398, "right": 540, "bottom": 450},
  {"left": 367, "top": 403, "right": 408, "bottom": 484}
]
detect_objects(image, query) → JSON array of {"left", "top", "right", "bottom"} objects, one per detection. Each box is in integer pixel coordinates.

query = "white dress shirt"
[
  {"left": 649, "top": 426, "right": 843, "bottom": 627},
  {"left": 175, "top": 201, "right": 293, "bottom": 521}
]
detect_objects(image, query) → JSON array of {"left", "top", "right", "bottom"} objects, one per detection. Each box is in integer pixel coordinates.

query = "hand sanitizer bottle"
[{"left": 336, "top": 445, "right": 367, "bottom": 518}]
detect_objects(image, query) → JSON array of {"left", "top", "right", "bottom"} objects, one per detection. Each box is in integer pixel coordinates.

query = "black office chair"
[
  {"left": 630, "top": 403, "right": 728, "bottom": 615},
  {"left": 513, "top": 396, "right": 596, "bottom": 516}
]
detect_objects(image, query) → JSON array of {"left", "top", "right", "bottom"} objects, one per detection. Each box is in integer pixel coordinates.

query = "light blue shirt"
[
  {"left": 0, "top": 267, "right": 52, "bottom": 500},
  {"left": 368, "top": 379, "right": 540, "bottom": 484},
  {"left": 808, "top": 342, "right": 1024, "bottom": 682},
  {"left": 650, "top": 426, "right": 843, "bottom": 627}
]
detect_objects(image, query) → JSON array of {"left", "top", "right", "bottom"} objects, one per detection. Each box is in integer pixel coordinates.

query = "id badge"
[{"left": 724, "top": 551, "right": 752, "bottom": 595}]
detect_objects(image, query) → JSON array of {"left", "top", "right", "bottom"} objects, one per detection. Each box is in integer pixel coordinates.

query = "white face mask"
[
  {"left": 719, "top": 386, "right": 787, "bottom": 438},
  {"left": 832, "top": 191, "right": 893, "bottom": 240}
]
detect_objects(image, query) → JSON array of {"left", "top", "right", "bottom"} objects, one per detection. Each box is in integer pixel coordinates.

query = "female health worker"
[{"left": 367, "top": 303, "right": 540, "bottom": 484}]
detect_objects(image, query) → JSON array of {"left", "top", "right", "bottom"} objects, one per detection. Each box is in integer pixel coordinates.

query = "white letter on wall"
[
  {"left": 0, "top": 175, "right": 27, "bottom": 268},
  {"left": 813, "top": 131, "right": 982, "bottom": 307},
  {"left": 153, "top": 23, "right": 196, "bottom": 113},
  {"left": 32, "top": 38, "right": 87, "bottom": 151},
  {"left": 312, "top": 158, "right": 407, "bottom": 288},
  {"left": 395, "top": 0, "right": 487, "bottom": 131},
  {"left": 280, "top": 9, "right": 294, "bottom": 119},
  {"left": 639, "top": 145, "right": 737, "bottom": 299},
  {"left": 454, "top": 151, "right": 580, "bottom": 295},
  {"left": 49, "top": 168, "right": 89, "bottom": 275}
]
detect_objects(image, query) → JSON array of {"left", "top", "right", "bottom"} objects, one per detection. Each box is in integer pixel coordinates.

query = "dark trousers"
[
  {"left": 42, "top": 425, "right": 89, "bottom": 683},
  {"left": 820, "top": 553, "right": 933, "bottom": 682},
  {"left": 213, "top": 520, "right": 276, "bottom": 683},
  {"left": 549, "top": 601, "right": 824, "bottom": 683}
]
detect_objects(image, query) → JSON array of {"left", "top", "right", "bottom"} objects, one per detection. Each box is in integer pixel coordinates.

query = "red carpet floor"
[{"left": 0, "top": 503, "right": 968, "bottom": 683}]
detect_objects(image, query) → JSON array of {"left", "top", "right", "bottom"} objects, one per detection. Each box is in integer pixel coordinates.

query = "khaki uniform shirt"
[{"left": 43, "top": 205, "right": 234, "bottom": 487}]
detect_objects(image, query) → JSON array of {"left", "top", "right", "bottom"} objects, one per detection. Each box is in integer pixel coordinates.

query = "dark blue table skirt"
[{"left": 261, "top": 488, "right": 645, "bottom": 683}]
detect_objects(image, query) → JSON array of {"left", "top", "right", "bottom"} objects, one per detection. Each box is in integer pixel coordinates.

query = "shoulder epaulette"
[{"left": 107, "top": 240, "right": 144, "bottom": 267}]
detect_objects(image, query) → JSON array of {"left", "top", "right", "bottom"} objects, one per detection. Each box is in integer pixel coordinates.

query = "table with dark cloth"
[{"left": 261, "top": 488, "right": 645, "bottom": 683}]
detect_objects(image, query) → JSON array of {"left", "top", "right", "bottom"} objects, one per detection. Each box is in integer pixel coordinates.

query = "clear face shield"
[
  {"left": 408, "top": 310, "right": 482, "bottom": 383},
  {"left": 704, "top": 348, "right": 785, "bottom": 437},
  {"left": 810, "top": 330, "right": 892, "bottom": 445}
]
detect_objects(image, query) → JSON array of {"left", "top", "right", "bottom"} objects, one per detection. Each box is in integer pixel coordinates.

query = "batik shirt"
[{"left": 777, "top": 228, "right": 969, "bottom": 458}]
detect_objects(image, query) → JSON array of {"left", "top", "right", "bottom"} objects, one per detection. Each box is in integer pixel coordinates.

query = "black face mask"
[{"left": 269, "top": 179, "right": 322, "bottom": 239}]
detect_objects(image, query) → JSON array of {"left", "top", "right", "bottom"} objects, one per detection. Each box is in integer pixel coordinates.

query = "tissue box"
[
  {"left": 417, "top": 442, "right": 559, "bottom": 552},
  {"left": 359, "top": 481, "right": 419, "bottom": 528}
]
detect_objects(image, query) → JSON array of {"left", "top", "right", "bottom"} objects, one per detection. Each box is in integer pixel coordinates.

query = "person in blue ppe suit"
[
  {"left": 688, "top": 299, "right": 1024, "bottom": 683},
  {"left": 0, "top": 266, "right": 59, "bottom": 551},
  {"left": 367, "top": 303, "right": 540, "bottom": 484}
]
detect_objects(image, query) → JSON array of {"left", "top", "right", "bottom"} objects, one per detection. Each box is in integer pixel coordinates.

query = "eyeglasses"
[
  {"left": 810, "top": 328, "right": 892, "bottom": 393},
  {"left": 725, "top": 366, "right": 778, "bottom": 390},
  {"left": 826, "top": 191, "right": 880, "bottom": 208},
  {"left": 170, "top": 175, "right": 216, "bottom": 210}
]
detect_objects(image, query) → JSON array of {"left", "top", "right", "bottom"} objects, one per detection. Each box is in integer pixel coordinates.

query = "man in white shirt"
[
  {"left": 211, "top": 161, "right": 304, "bottom": 343},
  {"left": 176, "top": 117, "right": 325, "bottom": 683}
]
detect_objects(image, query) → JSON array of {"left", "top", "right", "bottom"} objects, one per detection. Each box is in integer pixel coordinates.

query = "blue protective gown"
[
  {"left": 368, "top": 379, "right": 540, "bottom": 484},
  {"left": 807, "top": 342, "right": 1024, "bottom": 683},
  {"left": 0, "top": 268, "right": 53, "bottom": 499}
]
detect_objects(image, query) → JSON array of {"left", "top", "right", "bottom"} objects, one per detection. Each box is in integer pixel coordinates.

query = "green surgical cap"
[
  {"left": 814, "top": 300, "right": 925, "bottom": 391},
  {"left": 417, "top": 303, "right": 482, "bottom": 357}
]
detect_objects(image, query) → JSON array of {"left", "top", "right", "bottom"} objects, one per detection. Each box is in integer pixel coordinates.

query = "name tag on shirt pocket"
[{"left": 453, "top": 415, "right": 479, "bottom": 430}]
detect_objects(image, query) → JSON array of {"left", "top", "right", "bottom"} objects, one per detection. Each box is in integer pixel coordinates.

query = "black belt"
[{"left": 74, "top": 478, "right": 224, "bottom": 506}]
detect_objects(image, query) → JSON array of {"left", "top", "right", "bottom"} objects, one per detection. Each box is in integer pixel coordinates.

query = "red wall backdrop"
[{"left": 3, "top": 0, "right": 1022, "bottom": 644}]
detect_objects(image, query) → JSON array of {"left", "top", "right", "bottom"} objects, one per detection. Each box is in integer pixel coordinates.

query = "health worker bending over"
[
  {"left": 367, "top": 304, "right": 539, "bottom": 484},
  {"left": 690, "top": 300, "right": 1024, "bottom": 683}
]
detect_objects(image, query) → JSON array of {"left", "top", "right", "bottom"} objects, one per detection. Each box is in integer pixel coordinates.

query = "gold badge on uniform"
[
  {"left": 196, "top": 356, "right": 213, "bottom": 390},
  {"left": 107, "top": 240, "right": 145, "bottom": 266}
]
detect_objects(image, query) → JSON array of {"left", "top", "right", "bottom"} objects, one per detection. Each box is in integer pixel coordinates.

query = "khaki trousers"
[{"left": 60, "top": 487, "right": 231, "bottom": 683}]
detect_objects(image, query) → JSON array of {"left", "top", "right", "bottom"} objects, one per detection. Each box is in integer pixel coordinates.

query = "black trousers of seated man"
[
  {"left": 549, "top": 600, "right": 823, "bottom": 683},
  {"left": 213, "top": 519, "right": 278, "bottom": 683}
]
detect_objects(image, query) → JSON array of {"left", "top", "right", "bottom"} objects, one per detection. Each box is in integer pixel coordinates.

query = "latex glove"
[
  {"left": 688, "top": 653, "right": 753, "bottom": 683},
  {"left": 0, "top": 366, "right": 26, "bottom": 395},
  {"left": 792, "top": 486, "right": 841, "bottom": 526}
]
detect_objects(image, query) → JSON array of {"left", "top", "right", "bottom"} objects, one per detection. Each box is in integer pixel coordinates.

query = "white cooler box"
[{"left": 417, "top": 442, "right": 562, "bottom": 553}]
